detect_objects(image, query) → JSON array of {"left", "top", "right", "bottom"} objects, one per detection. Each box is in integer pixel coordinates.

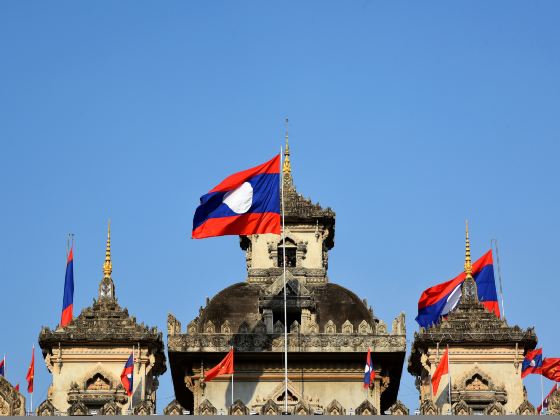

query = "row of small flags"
[{"left": 0, "top": 348, "right": 33, "bottom": 395}]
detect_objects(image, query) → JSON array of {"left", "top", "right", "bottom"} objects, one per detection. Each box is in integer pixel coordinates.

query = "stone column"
[{"left": 263, "top": 309, "right": 273, "bottom": 333}]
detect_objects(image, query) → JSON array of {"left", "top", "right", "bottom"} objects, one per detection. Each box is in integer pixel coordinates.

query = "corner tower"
[
  {"left": 168, "top": 138, "right": 407, "bottom": 415},
  {"left": 38, "top": 224, "right": 166, "bottom": 415},
  {"left": 408, "top": 223, "right": 538, "bottom": 415}
]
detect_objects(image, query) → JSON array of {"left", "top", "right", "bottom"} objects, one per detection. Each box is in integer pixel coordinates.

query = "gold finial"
[
  {"left": 103, "top": 220, "right": 112, "bottom": 278},
  {"left": 282, "top": 118, "right": 291, "bottom": 175},
  {"left": 464, "top": 219, "right": 472, "bottom": 277}
]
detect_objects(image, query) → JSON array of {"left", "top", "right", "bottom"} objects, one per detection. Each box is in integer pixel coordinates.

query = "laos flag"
[
  {"left": 120, "top": 353, "right": 134, "bottom": 396},
  {"left": 60, "top": 247, "right": 74, "bottom": 327},
  {"left": 192, "top": 155, "right": 281, "bottom": 239},
  {"left": 416, "top": 250, "right": 500, "bottom": 328}
]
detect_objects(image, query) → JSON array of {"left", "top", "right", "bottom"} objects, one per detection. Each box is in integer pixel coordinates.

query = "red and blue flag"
[
  {"left": 363, "top": 348, "right": 375, "bottom": 388},
  {"left": 192, "top": 155, "right": 281, "bottom": 239},
  {"left": 521, "top": 348, "right": 543, "bottom": 378},
  {"left": 416, "top": 250, "right": 500, "bottom": 328},
  {"left": 120, "top": 353, "right": 134, "bottom": 396},
  {"left": 61, "top": 247, "right": 74, "bottom": 327},
  {"left": 0, "top": 356, "right": 4, "bottom": 377}
]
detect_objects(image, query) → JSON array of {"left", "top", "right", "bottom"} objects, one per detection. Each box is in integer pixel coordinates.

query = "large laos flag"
[
  {"left": 416, "top": 250, "right": 500, "bottom": 328},
  {"left": 192, "top": 155, "right": 281, "bottom": 239}
]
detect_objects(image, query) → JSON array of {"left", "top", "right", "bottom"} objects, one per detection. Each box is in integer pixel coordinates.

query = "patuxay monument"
[
  {"left": 167, "top": 141, "right": 407, "bottom": 415},
  {"left": 1, "top": 142, "right": 558, "bottom": 416}
]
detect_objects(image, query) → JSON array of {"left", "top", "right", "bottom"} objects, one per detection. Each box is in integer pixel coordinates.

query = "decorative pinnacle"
[
  {"left": 282, "top": 118, "right": 291, "bottom": 175},
  {"left": 464, "top": 219, "right": 472, "bottom": 277},
  {"left": 103, "top": 220, "right": 112, "bottom": 278}
]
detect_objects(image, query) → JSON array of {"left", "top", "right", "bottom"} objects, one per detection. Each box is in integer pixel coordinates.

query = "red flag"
[
  {"left": 204, "top": 348, "right": 234, "bottom": 382},
  {"left": 542, "top": 358, "right": 560, "bottom": 382},
  {"left": 538, "top": 383, "right": 558, "bottom": 414},
  {"left": 431, "top": 347, "right": 449, "bottom": 396},
  {"left": 26, "top": 346, "right": 34, "bottom": 393},
  {"left": 15, "top": 384, "right": 20, "bottom": 392}
]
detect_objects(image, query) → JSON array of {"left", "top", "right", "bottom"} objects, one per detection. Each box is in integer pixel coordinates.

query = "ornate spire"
[
  {"left": 464, "top": 219, "right": 472, "bottom": 277},
  {"left": 282, "top": 118, "right": 291, "bottom": 176},
  {"left": 99, "top": 221, "right": 116, "bottom": 301},
  {"left": 103, "top": 220, "right": 112, "bottom": 278}
]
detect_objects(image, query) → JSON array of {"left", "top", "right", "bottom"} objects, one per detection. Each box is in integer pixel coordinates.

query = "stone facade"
[
  {"left": 0, "top": 375, "right": 25, "bottom": 416},
  {"left": 37, "top": 225, "right": 166, "bottom": 415},
  {"left": 168, "top": 144, "right": 406, "bottom": 415},
  {"left": 408, "top": 229, "right": 538, "bottom": 415}
]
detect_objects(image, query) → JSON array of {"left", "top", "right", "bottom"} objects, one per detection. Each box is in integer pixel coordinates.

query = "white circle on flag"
[{"left": 223, "top": 182, "right": 253, "bottom": 214}]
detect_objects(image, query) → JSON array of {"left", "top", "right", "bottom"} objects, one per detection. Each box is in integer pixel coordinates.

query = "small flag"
[
  {"left": 432, "top": 348, "right": 449, "bottom": 397},
  {"left": 521, "top": 348, "right": 543, "bottom": 378},
  {"left": 542, "top": 358, "right": 560, "bottom": 382},
  {"left": 26, "top": 346, "right": 34, "bottom": 393},
  {"left": 363, "top": 347, "right": 375, "bottom": 388},
  {"left": 15, "top": 384, "right": 20, "bottom": 392},
  {"left": 120, "top": 353, "right": 134, "bottom": 396},
  {"left": 204, "top": 348, "right": 234, "bottom": 382},
  {"left": 192, "top": 155, "right": 281, "bottom": 239},
  {"left": 0, "top": 356, "right": 4, "bottom": 377},
  {"left": 61, "top": 247, "right": 74, "bottom": 327},
  {"left": 538, "top": 383, "right": 558, "bottom": 414}
]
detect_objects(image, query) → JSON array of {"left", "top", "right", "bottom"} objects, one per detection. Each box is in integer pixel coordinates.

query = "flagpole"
[
  {"left": 281, "top": 144, "right": 288, "bottom": 415},
  {"left": 541, "top": 371, "right": 544, "bottom": 415},
  {"left": 447, "top": 345, "right": 452, "bottom": 413},
  {"left": 491, "top": 239, "right": 506, "bottom": 320}
]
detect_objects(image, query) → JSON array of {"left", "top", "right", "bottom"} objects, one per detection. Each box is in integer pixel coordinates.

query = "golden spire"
[
  {"left": 282, "top": 118, "right": 291, "bottom": 175},
  {"left": 103, "top": 220, "right": 112, "bottom": 278},
  {"left": 464, "top": 219, "right": 472, "bottom": 277}
]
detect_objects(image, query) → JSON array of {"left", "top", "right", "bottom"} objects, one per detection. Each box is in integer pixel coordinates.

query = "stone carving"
[
  {"left": 36, "top": 399, "right": 56, "bottom": 416},
  {"left": 101, "top": 401, "right": 121, "bottom": 415},
  {"left": 307, "top": 321, "right": 319, "bottom": 334},
  {"left": 355, "top": 399, "right": 377, "bottom": 415},
  {"left": 134, "top": 399, "right": 155, "bottom": 415},
  {"left": 484, "top": 400, "right": 505, "bottom": 415},
  {"left": 164, "top": 399, "right": 186, "bottom": 415},
  {"left": 290, "top": 320, "right": 300, "bottom": 334},
  {"left": 0, "top": 376, "right": 25, "bottom": 416},
  {"left": 377, "top": 320, "right": 387, "bottom": 334},
  {"left": 326, "top": 399, "right": 345, "bottom": 415},
  {"left": 450, "top": 367, "right": 507, "bottom": 406},
  {"left": 261, "top": 399, "right": 280, "bottom": 415},
  {"left": 187, "top": 320, "right": 198, "bottom": 335},
  {"left": 389, "top": 400, "right": 409, "bottom": 415},
  {"left": 204, "top": 320, "right": 215, "bottom": 334},
  {"left": 420, "top": 398, "right": 440, "bottom": 415},
  {"left": 293, "top": 400, "right": 311, "bottom": 415},
  {"left": 516, "top": 398, "right": 537, "bottom": 415},
  {"left": 254, "top": 320, "right": 267, "bottom": 334},
  {"left": 452, "top": 399, "right": 472, "bottom": 415},
  {"left": 341, "top": 320, "right": 353, "bottom": 334},
  {"left": 229, "top": 399, "right": 249, "bottom": 415},
  {"left": 274, "top": 320, "right": 284, "bottom": 334},
  {"left": 324, "top": 320, "right": 336, "bottom": 334},
  {"left": 198, "top": 399, "right": 217, "bottom": 415},
  {"left": 392, "top": 312, "right": 406, "bottom": 335},
  {"left": 358, "top": 320, "right": 370, "bottom": 334},
  {"left": 168, "top": 313, "right": 182, "bottom": 335},
  {"left": 238, "top": 321, "right": 249, "bottom": 333},
  {"left": 67, "top": 400, "right": 88, "bottom": 416},
  {"left": 547, "top": 388, "right": 560, "bottom": 415},
  {"left": 85, "top": 373, "right": 111, "bottom": 391},
  {"left": 221, "top": 320, "right": 231, "bottom": 334}
]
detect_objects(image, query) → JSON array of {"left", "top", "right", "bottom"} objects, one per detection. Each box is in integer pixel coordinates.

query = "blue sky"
[{"left": 1, "top": 0, "right": 559, "bottom": 413}]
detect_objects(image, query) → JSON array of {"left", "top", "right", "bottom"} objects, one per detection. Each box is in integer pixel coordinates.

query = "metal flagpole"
[
  {"left": 541, "top": 370, "right": 545, "bottom": 415},
  {"left": 129, "top": 345, "right": 134, "bottom": 414},
  {"left": 491, "top": 239, "right": 506, "bottom": 319},
  {"left": 281, "top": 145, "right": 288, "bottom": 415},
  {"left": 231, "top": 345, "right": 234, "bottom": 409},
  {"left": 447, "top": 345, "right": 452, "bottom": 413}
]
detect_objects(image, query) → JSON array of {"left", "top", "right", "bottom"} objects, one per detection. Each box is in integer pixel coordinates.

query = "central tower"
[{"left": 167, "top": 139, "right": 406, "bottom": 415}]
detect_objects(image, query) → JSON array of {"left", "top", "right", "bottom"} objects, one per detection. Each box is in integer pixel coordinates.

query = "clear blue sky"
[{"left": 1, "top": 0, "right": 559, "bottom": 413}]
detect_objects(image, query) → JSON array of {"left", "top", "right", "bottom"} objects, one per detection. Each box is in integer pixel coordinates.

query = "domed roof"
[{"left": 194, "top": 280, "right": 376, "bottom": 334}]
